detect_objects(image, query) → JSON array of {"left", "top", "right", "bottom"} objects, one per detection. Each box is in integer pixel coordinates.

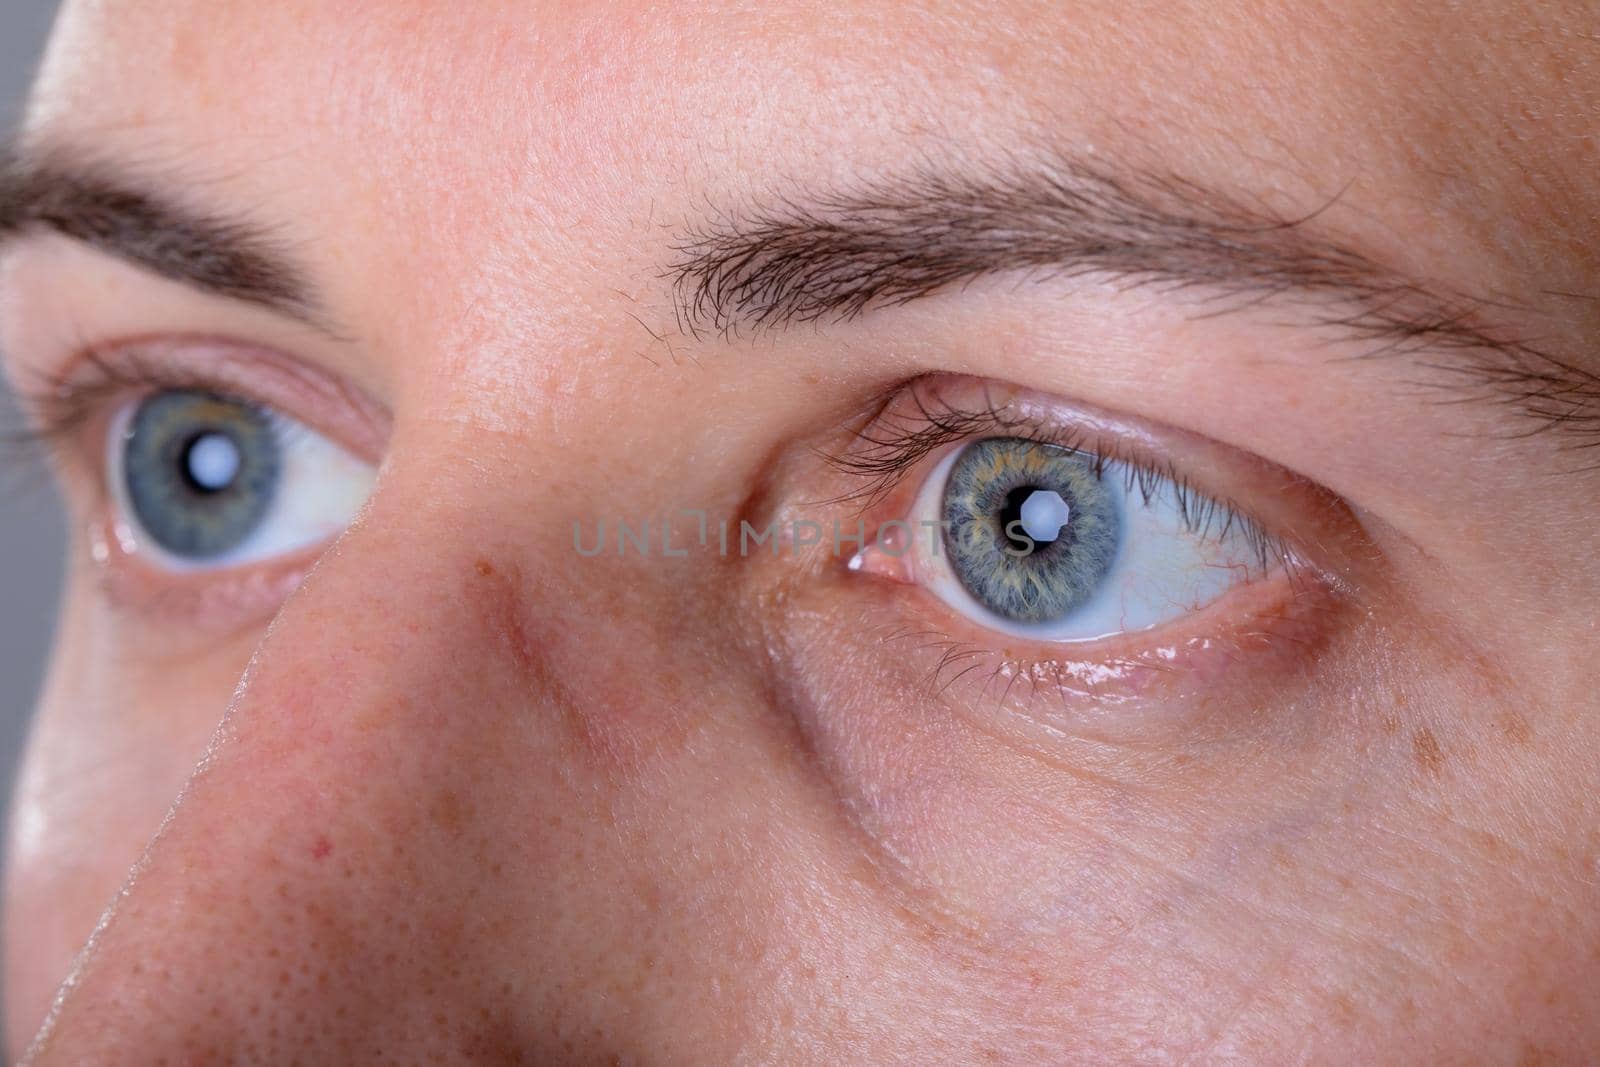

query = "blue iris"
[
  {"left": 122, "top": 390, "right": 282, "bottom": 560},
  {"left": 941, "top": 438, "right": 1122, "bottom": 623}
]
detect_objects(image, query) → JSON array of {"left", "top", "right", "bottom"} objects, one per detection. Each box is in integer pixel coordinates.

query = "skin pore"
[{"left": 2, "top": 0, "right": 1599, "bottom": 1062}]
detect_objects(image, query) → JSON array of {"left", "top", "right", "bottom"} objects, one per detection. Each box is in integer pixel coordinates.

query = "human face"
[{"left": 3, "top": 1, "right": 1598, "bottom": 1062}]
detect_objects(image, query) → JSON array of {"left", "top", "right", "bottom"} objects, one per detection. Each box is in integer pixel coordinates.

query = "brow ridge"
[
  {"left": 670, "top": 156, "right": 1600, "bottom": 453},
  {"left": 0, "top": 147, "right": 322, "bottom": 326}
]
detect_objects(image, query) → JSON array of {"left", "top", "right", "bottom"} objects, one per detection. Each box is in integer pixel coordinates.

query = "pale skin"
[{"left": 2, "top": 1, "right": 1598, "bottom": 1062}]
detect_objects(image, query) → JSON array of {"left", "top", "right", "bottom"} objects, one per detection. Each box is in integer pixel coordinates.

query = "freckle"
[
  {"left": 1413, "top": 728, "right": 1446, "bottom": 775},
  {"left": 1501, "top": 712, "right": 1534, "bottom": 745},
  {"left": 429, "top": 790, "right": 465, "bottom": 835},
  {"left": 310, "top": 835, "right": 333, "bottom": 860},
  {"left": 474, "top": 559, "right": 495, "bottom": 577},
  {"left": 1519, "top": 1040, "right": 1558, "bottom": 1066},
  {"left": 1380, "top": 715, "right": 1400, "bottom": 736}
]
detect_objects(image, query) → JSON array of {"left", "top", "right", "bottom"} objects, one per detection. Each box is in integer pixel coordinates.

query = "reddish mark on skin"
[
  {"left": 1413, "top": 728, "right": 1446, "bottom": 776},
  {"left": 310, "top": 835, "right": 334, "bottom": 861}
]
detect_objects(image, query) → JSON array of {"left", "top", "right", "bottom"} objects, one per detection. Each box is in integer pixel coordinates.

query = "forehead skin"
[
  {"left": 8, "top": 0, "right": 1600, "bottom": 1063},
  {"left": 28, "top": 0, "right": 1600, "bottom": 350}
]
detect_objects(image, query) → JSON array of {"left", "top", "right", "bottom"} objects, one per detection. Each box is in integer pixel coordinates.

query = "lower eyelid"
[
  {"left": 834, "top": 562, "right": 1340, "bottom": 743},
  {"left": 85, "top": 508, "right": 320, "bottom": 640}
]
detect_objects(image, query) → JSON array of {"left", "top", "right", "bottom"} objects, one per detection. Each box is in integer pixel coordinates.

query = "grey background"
[{"left": 1, "top": 1, "right": 64, "bottom": 838}]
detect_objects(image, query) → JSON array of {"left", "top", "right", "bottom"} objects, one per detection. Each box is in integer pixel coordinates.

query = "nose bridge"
[{"left": 22, "top": 452, "right": 653, "bottom": 1061}]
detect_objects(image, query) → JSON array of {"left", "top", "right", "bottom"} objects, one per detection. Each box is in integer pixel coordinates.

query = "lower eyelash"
[
  {"left": 873, "top": 623, "right": 1162, "bottom": 709},
  {"left": 873, "top": 584, "right": 1320, "bottom": 713}
]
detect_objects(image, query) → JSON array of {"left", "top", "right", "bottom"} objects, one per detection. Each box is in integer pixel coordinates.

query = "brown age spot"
[
  {"left": 429, "top": 790, "right": 466, "bottom": 836},
  {"left": 1380, "top": 715, "right": 1400, "bottom": 736},
  {"left": 1518, "top": 1041, "right": 1560, "bottom": 1066},
  {"left": 1412, "top": 728, "right": 1446, "bottom": 776},
  {"left": 1500, "top": 711, "right": 1534, "bottom": 745},
  {"left": 474, "top": 559, "right": 495, "bottom": 577}
]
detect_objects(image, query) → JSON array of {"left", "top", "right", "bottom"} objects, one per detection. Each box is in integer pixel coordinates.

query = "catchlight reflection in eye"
[{"left": 108, "top": 389, "right": 375, "bottom": 571}]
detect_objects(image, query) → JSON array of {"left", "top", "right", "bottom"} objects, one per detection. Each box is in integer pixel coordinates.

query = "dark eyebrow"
[
  {"left": 672, "top": 155, "right": 1600, "bottom": 452},
  {"left": 0, "top": 146, "right": 327, "bottom": 329}
]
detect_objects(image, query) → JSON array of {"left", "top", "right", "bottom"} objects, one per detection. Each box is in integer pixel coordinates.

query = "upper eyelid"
[
  {"left": 8, "top": 350, "right": 207, "bottom": 446},
  {"left": 817, "top": 377, "right": 1074, "bottom": 508},
  {"left": 5, "top": 337, "right": 391, "bottom": 466},
  {"left": 817, "top": 375, "right": 1365, "bottom": 576}
]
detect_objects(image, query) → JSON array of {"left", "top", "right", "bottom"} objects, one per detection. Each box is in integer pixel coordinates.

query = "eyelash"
[
  {"left": 7, "top": 350, "right": 239, "bottom": 455},
  {"left": 821, "top": 381, "right": 1290, "bottom": 573}
]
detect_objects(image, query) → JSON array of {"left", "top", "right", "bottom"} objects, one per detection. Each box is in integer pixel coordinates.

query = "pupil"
[
  {"left": 182, "top": 432, "right": 243, "bottom": 493},
  {"left": 1000, "top": 486, "right": 1071, "bottom": 551}
]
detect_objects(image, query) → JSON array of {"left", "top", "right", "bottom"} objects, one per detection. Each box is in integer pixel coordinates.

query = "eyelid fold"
[
  {"left": 9, "top": 335, "right": 390, "bottom": 475},
  {"left": 823, "top": 374, "right": 1364, "bottom": 654},
  {"left": 831, "top": 375, "right": 1350, "bottom": 567}
]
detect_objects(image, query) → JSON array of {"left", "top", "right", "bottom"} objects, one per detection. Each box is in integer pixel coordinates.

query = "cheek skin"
[
  {"left": 758, "top": 561, "right": 1600, "bottom": 1057},
  {"left": 7, "top": 465, "right": 1059, "bottom": 1062},
  {"left": 3, "top": 556, "right": 265, "bottom": 1043}
]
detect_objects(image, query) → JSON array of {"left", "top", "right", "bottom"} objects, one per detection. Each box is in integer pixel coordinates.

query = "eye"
[
  {"left": 108, "top": 389, "right": 375, "bottom": 571},
  {"left": 901, "top": 435, "right": 1282, "bottom": 643}
]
